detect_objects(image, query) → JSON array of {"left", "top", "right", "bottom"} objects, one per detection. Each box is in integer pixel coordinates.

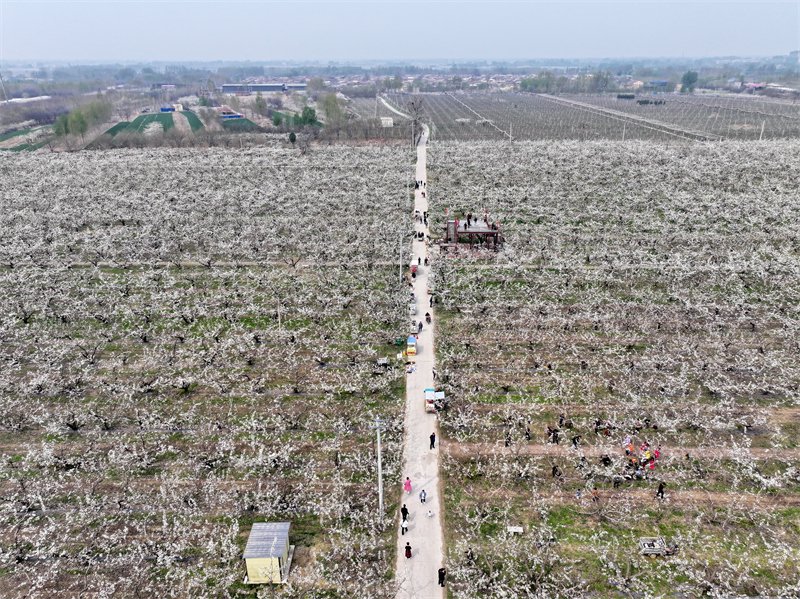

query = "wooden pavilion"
[{"left": 443, "top": 216, "right": 503, "bottom": 249}]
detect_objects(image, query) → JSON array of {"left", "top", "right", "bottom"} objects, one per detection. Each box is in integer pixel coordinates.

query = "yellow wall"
[{"left": 246, "top": 557, "right": 281, "bottom": 583}]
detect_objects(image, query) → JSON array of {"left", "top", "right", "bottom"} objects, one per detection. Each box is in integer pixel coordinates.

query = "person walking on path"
[
  {"left": 656, "top": 481, "right": 665, "bottom": 499},
  {"left": 400, "top": 504, "right": 409, "bottom": 521},
  {"left": 430, "top": 432, "right": 436, "bottom": 450},
  {"left": 438, "top": 567, "right": 447, "bottom": 587},
  {"left": 419, "top": 489, "right": 427, "bottom": 504},
  {"left": 403, "top": 477, "right": 412, "bottom": 494},
  {"left": 405, "top": 542, "right": 412, "bottom": 559},
  {"left": 401, "top": 518, "right": 409, "bottom": 535}
]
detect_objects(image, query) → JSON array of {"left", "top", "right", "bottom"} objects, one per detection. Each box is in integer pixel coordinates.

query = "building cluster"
[{"left": 220, "top": 82, "right": 307, "bottom": 94}]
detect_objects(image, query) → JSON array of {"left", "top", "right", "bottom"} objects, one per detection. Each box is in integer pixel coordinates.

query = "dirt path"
[
  {"left": 394, "top": 125, "right": 444, "bottom": 599},
  {"left": 171, "top": 111, "right": 192, "bottom": 136},
  {"left": 444, "top": 92, "right": 512, "bottom": 139},
  {"left": 454, "top": 485, "right": 800, "bottom": 508},
  {"left": 379, "top": 96, "right": 411, "bottom": 120},
  {"left": 445, "top": 442, "right": 800, "bottom": 460}
]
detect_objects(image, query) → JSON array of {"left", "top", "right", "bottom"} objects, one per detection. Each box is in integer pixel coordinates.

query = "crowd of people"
[
  {"left": 623, "top": 436, "right": 662, "bottom": 477},
  {"left": 539, "top": 414, "right": 668, "bottom": 500},
  {"left": 400, "top": 477, "right": 446, "bottom": 586}
]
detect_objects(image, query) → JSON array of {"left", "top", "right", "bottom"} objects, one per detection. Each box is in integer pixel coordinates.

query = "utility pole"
[{"left": 371, "top": 417, "right": 386, "bottom": 517}]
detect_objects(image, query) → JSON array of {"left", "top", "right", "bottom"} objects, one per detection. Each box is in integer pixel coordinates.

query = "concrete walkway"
[
  {"left": 379, "top": 95, "right": 412, "bottom": 120},
  {"left": 395, "top": 125, "right": 445, "bottom": 599}
]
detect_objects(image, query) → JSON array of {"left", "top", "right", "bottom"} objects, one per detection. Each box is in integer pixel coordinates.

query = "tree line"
[
  {"left": 53, "top": 99, "right": 114, "bottom": 140},
  {"left": 520, "top": 70, "right": 615, "bottom": 94}
]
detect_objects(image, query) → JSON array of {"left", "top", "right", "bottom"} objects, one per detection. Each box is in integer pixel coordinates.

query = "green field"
[
  {"left": 103, "top": 121, "right": 131, "bottom": 137},
  {"left": 0, "top": 128, "right": 32, "bottom": 143},
  {"left": 0, "top": 127, "right": 53, "bottom": 152},
  {"left": 104, "top": 113, "right": 176, "bottom": 137},
  {"left": 8, "top": 139, "right": 51, "bottom": 152},
  {"left": 131, "top": 113, "right": 175, "bottom": 133},
  {"left": 220, "top": 117, "right": 263, "bottom": 132},
  {"left": 182, "top": 110, "right": 205, "bottom": 131}
]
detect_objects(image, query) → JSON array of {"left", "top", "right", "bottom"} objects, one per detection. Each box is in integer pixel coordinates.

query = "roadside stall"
[{"left": 424, "top": 388, "right": 445, "bottom": 413}]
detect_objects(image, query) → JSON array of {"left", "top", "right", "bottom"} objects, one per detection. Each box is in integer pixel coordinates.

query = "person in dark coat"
[
  {"left": 430, "top": 432, "right": 436, "bottom": 449},
  {"left": 438, "top": 567, "right": 447, "bottom": 587},
  {"left": 656, "top": 481, "right": 665, "bottom": 499},
  {"left": 404, "top": 542, "right": 412, "bottom": 558},
  {"left": 401, "top": 504, "right": 409, "bottom": 520}
]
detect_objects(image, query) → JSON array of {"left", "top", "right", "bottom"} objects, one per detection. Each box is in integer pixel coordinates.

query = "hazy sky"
[{"left": 1, "top": 1, "right": 798, "bottom": 62}]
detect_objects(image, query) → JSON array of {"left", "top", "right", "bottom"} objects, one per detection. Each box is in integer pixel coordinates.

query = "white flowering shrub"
[
  {"left": 430, "top": 140, "right": 800, "bottom": 597},
  {"left": 0, "top": 145, "right": 414, "bottom": 597}
]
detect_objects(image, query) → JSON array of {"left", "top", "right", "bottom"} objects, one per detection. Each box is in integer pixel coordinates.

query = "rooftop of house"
[{"left": 243, "top": 522, "right": 290, "bottom": 559}]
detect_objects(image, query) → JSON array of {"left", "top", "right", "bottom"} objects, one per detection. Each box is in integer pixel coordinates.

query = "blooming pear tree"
[
  {"left": 429, "top": 140, "right": 800, "bottom": 596},
  {"left": 0, "top": 144, "right": 416, "bottom": 597}
]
